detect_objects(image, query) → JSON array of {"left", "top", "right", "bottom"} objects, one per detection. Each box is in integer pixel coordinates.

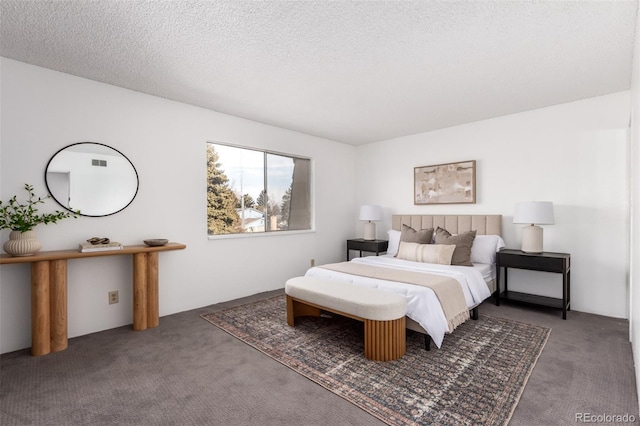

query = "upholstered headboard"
[{"left": 391, "top": 215, "right": 502, "bottom": 237}]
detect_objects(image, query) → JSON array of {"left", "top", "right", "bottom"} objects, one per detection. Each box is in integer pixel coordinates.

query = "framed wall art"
[{"left": 414, "top": 160, "right": 476, "bottom": 205}]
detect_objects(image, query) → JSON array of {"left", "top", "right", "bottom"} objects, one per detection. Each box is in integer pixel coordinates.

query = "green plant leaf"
[{"left": 0, "top": 183, "right": 79, "bottom": 232}]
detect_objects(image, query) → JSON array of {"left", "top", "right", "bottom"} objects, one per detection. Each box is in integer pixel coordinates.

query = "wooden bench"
[{"left": 285, "top": 276, "right": 407, "bottom": 361}]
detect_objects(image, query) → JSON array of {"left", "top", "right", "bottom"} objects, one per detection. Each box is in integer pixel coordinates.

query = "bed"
[{"left": 305, "top": 214, "right": 504, "bottom": 349}]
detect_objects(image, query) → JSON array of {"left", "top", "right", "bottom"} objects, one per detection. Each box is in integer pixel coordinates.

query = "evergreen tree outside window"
[{"left": 207, "top": 142, "right": 312, "bottom": 235}]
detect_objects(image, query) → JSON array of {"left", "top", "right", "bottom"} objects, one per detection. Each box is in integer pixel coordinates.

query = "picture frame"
[{"left": 414, "top": 160, "right": 476, "bottom": 205}]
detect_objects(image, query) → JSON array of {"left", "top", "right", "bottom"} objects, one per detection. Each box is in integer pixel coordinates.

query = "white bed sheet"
[
  {"left": 475, "top": 262, "right": 496, "bottom": 282},
  {"left": 304, "top": 256, "right": 492, "bottom": 348}
]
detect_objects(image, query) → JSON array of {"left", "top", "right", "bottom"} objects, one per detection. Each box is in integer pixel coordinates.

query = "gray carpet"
[
  {"left": 1, "top": 289, "right": 638, "bottom": 425},
  {"left": 202, "top": 296, "right": 550, "bottom": 425}
]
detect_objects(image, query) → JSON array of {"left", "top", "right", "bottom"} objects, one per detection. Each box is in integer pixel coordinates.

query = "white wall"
[
  {"left": 629, "top": 5, "right": 640, "bottom": 411},
  {"left": 0, "top": 58, "right": 356, "bottom": 353},
  {"left": 1, "top": 57, "right": 634, "bottom": 355},
  {"left": 355, "top": 92, "right": 631, "bottom": 318}
]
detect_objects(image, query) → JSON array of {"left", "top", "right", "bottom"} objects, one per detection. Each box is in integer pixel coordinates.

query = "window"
[{"left": 206, "top": 142, "right": 312, "bottom": 235}]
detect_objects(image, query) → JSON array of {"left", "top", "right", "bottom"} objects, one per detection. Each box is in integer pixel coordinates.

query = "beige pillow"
[
  {"left": 400, "top": 224, "right": 434, "bottom": 244},
  {"left": 397, "top": 241, "right": 456, "bottom": 265},
  {"left": 434, "top": 227, "right": 477, "bottom": 266}
]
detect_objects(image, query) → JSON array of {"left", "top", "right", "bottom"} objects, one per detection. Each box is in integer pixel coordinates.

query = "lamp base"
[
  {"left": 363, "top": 221, "right": 376, "bottom": 240},
  {"left": 521, "top": 225, "right": 543, "bottom": 253}
]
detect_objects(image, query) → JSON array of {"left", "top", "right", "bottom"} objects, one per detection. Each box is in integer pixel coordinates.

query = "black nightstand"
[
  {"left": 495, "top": 248, "right": 571, "bottom": 319},
  {"left": 347, "top": 239, "right": 388, "bottom": 261}
]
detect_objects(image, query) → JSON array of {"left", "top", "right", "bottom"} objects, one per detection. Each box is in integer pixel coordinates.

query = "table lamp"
[
  {"left": 359, "top": 205, "right": 382, "bottom": 240},
  {"left": 513, "top": 201, "right": 554, "bottom": 253}
]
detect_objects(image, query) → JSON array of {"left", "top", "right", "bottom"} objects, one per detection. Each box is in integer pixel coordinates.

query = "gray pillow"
[
  {"left": 400, "top": 225, "right": 434, "bottom": 244},
  {"left": 434, "top": 227, "right": 477, "bottom": 266}
]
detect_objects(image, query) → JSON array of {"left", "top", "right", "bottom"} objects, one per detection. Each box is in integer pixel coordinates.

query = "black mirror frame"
[{"left": 45, "top": 142, "right": 139, "bottom": 217}]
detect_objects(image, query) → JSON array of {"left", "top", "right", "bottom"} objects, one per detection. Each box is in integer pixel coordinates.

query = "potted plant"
[{"left": 0, "top": 184, "right": 79, "bottom": 256}]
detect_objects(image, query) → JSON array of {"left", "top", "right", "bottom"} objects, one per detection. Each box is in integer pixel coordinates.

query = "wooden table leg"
[
  {"left": 133, "top": 253, "right": 148, "bottom": 331},
  {"left": 146, "top": 252, "right": 159, "bottom": 328},
  {"left": 50, "top": 259, "right": 68, "bottom": 352},
  {"left": 31, "top": 261, "right": 51, "bottom": 356}
]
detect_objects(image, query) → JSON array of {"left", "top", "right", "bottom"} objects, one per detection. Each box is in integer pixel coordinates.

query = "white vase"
[{"left": 3, "top": 230, "right": 42, "bottom": 256}]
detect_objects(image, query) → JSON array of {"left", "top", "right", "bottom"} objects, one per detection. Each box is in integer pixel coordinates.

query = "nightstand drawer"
[
  {"left": 497, "top": 252, "right": 567, "bottom": 272},
  {"left": 348, "top": 240, "right": 388, "bottom": 252},
  {"left": 346, "top": 239, "right": 388, "bottom": 260}
]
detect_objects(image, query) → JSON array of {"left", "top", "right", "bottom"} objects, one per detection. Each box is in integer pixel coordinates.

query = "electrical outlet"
[
  {"left": 310, "top": 258, "right": 315, "bottom": 267},
  {"left": 108, "top": 291, "right": 119, "bottom": 305}
]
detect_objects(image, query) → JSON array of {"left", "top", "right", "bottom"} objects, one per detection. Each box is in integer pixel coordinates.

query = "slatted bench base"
[{"left": 286, "top": 295, "right": 406, "bottom": 361}]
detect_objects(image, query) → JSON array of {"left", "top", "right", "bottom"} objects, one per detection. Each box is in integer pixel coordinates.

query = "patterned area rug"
[{"left": 201, "top": 295, "right": 550, "bottom": 426}]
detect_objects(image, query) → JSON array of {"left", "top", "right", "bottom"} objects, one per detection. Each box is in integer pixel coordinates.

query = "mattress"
[{"left": 305, "top": 255, "right": 492, "bottom": 348}]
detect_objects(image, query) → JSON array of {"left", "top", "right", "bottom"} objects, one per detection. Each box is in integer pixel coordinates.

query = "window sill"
[{"left": 207, "top": 229, "right": 316, "bottom": 240}]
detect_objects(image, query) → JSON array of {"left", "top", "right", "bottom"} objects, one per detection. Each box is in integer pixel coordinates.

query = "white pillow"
[
  {"left": 470, "top": 235, "right": 506, "bottom": 264},
  {"left": 396, "top": 241, "right": 456, "bottom": 265},
  {"left": 387, "top": 229, "right": 401, "bottom": 257}
]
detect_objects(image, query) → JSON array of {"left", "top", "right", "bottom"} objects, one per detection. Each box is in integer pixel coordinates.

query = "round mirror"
[{"left": 45, "top": 142, "right": 139, "bottom": 217}]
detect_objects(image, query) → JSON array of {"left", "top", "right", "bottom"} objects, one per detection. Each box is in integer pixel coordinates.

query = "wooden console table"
[{"left": 0, "top": 243, "right": 186, "bottom": 356}]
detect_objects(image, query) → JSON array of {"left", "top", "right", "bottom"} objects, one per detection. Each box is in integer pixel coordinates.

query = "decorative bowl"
[{"left": 143, "top": 239, "right": 169, "bottom": 247}]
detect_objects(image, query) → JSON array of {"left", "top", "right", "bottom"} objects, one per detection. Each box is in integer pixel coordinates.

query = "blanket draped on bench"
[{"left": 317, "top": 262, "right": 470, "bottom": 332}]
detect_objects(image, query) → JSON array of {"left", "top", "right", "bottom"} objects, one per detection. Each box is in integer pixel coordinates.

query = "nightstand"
[
  {"left": 495, "top": 248, "right": 571, "bottom": 319},
  {"left": 347, "top": 239, "right": 388, "bottom": 261}
]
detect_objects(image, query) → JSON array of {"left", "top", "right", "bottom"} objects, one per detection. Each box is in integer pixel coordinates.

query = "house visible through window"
[{"left": 206, "top": 142, "right": 311, "bottom": 235}]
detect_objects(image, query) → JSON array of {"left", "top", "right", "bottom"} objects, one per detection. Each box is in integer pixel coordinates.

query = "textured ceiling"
[{"left": 1, "top": 1, "right": 638, "bottom": 145}]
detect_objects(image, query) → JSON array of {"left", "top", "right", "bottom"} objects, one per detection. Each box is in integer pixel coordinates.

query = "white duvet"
[{"left": 304, "top": 255, "right": 492, "bottom": 348}]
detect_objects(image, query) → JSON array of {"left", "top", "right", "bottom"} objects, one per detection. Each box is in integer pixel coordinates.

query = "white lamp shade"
[
  {"left": 513, "top": 201, "right": 554, "bottom": 225},
  {"left": 359, "top": 205, "right": 382, "bottom": 222}
]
